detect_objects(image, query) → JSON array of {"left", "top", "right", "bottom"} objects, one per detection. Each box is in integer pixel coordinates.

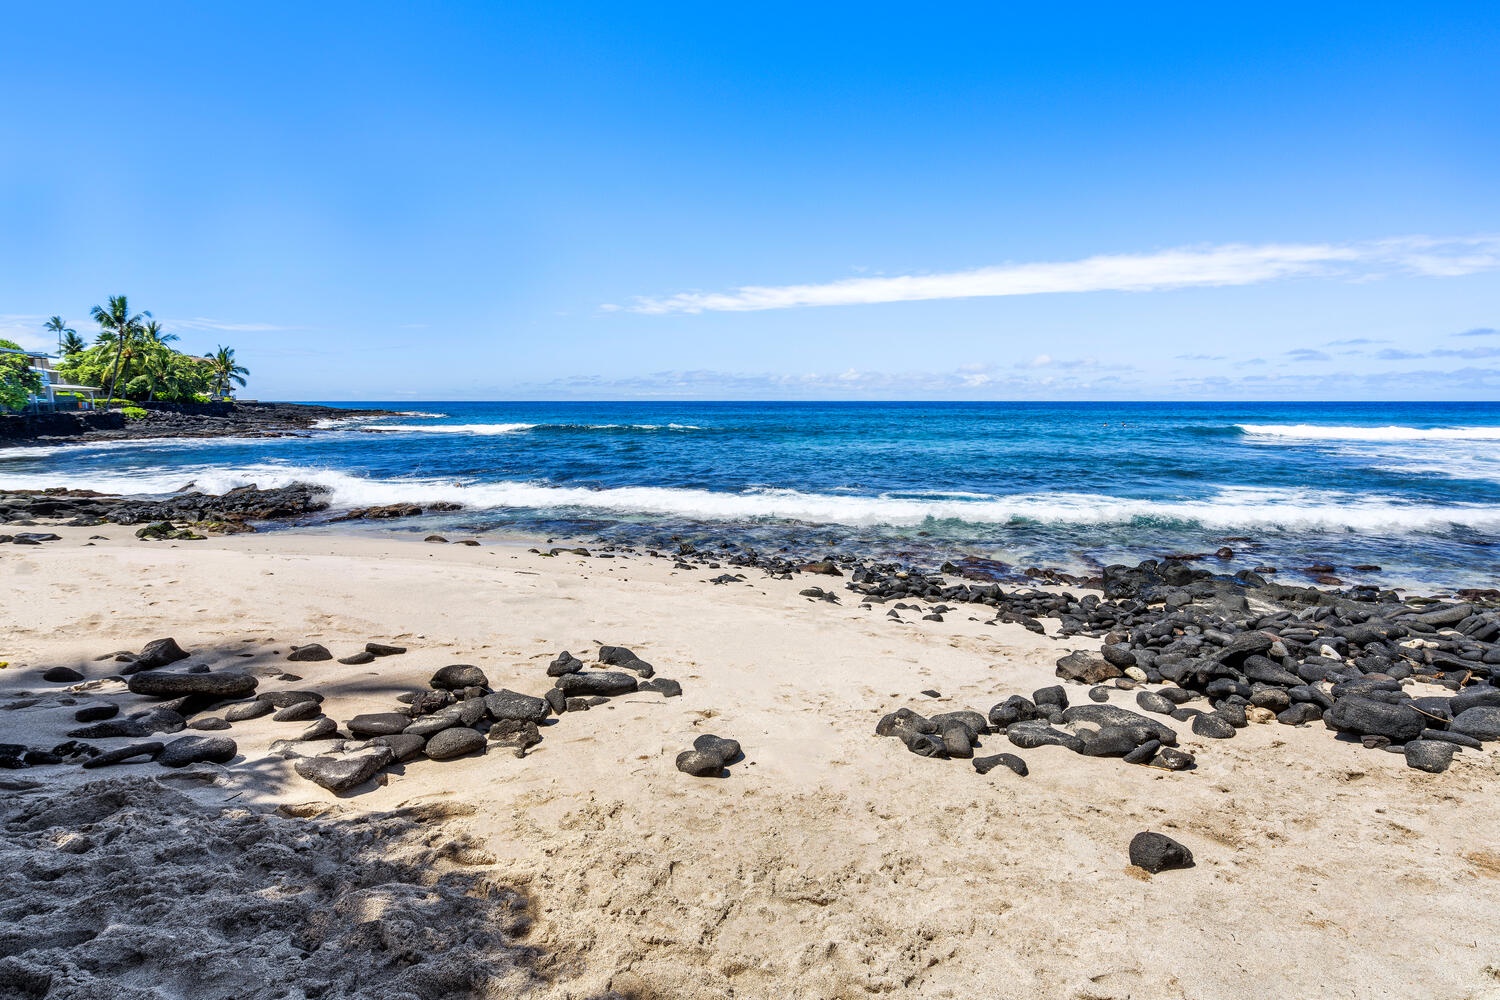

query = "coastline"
[
  {"left": 0, "top": 401, "right": 395, "bottom": 445},
  {"left": 3, "top": 524, "right": 1498, "bottom": 998}
]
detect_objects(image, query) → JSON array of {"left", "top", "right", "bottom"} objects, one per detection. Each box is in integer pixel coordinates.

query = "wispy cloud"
[
  {"left": 1374, "top": 345, "right": 1500, "bottom": 361},
  {"left": 610, "top": 234, "right": 1500, "bottom": 315},
  {"left": 165, "top": 317, "right": 293, "bottom": 333},
  {"left": 1454, "top": 327, "right": 1499, "bottom": 338},
  {"left": 1285, "top": 348, "right": 1332, "bottom": 362},
  {"left": 1325, "top": 337, "right": 1388, "bottom": 346},
  {"left": 1175, "top": 352, "right": 1227, "bottom": 361},
  {"left": 531, "top": 362, "right": 1132, "bottom": 399}
]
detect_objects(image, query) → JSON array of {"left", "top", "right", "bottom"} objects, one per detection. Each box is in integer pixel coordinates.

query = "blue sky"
[{"left": 1, "top": 1, "right": 1496, "bottom": 400}]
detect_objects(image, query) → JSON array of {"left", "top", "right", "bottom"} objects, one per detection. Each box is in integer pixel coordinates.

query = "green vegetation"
[
  {"left": 51, "top": 294, "right": 252, "bottom": 407},
  {"left": 121, "top": 406, "right": 148, "bottom": 420},
  {"left": 0, "top": 338, "right": 44, "bottom": 412}
]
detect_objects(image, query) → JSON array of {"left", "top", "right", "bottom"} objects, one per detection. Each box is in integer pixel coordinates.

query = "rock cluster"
[
  {"left": 838, "top": 556, "right": 1496, "bottom": 775},
  {"left": 675, "top": 734, "right": 742, "bottom": 777},
  {"left": 0, "top": 483, "right": 332, "bottom": 533},
  {"left": 278, "top": 642, "right": 684, "bottom": 792}
]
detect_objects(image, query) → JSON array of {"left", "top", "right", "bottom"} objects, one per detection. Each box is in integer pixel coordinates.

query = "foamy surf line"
[
  {"left": 1238, "top": 423, "right": 1500, "bottom": 442},
  {"left": 354, "top": 422, "right": 705, "bottom": 435},
  {"left": 5, "top": 464, "right": 1500, "bottom": 534}
]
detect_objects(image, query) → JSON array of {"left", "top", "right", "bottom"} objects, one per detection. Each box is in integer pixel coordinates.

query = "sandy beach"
[{"left": 3, "top": 525, "right": 1498, "bottom": 999}]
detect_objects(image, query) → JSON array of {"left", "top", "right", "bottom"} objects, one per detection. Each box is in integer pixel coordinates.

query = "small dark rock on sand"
[
  {"left": 1129, "top": 831, "right": 1195, "bottom": 873},
  {"left": 287, "top": 643, "right": 333, "bottom": 662},
  {"left": 972, "top": 753, "right": 1028, "bottom": 776}
]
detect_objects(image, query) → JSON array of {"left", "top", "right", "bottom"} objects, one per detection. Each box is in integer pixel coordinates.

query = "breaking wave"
[{"left": 4, "top": 463, "right": 1497, "bottom": 534}]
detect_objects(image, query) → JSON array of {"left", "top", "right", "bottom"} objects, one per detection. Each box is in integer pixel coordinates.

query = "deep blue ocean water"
[{"left": 5, "top": 400, "right": 1500, "bottom": 592}]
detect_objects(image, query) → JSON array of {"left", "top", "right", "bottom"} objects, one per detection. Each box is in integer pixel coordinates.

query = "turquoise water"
[{"left": 4, "top": 401, "right": 1500, "bottom": 591}]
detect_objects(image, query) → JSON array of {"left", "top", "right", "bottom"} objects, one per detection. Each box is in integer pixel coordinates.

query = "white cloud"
[
  {"left": 164, "top": 317, "right": 292, "bottom": 333},
  {"left": 613, "top": 234, "right": 1500, "bottom": 315}
]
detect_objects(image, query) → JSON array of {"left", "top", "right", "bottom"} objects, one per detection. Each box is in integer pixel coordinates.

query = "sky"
[{"left": 1, "top": 1, "right": 1497, "bottom": 401}]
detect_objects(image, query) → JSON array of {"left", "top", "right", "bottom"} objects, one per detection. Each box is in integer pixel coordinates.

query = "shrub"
[{"left": 121, "top": 406, "right": 148, "bottom": 420}]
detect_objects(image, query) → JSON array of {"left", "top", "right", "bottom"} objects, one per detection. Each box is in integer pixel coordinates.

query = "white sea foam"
[
  {"left": 4, "top": 463, "right": 1497, "bottom": 534},
  {"left": 0, "top": 436, "right": 274, "bottom": 462},
  {"left": 1239, "top": 423, "right": 1500, "bottom": 442},
  {"left": 351, "top": 422, "right": 704, "bottom": 436},
  {"left": 312, "top": 411, "right": 449, "bottom": 429},
  {"left": 359, "top": 423, "right": 537, "bottom": 435}
]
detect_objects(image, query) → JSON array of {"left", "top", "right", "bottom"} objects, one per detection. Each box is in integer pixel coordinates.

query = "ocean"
[{"left": 4, "top": 400, "right": 1500, "bottom": 593}]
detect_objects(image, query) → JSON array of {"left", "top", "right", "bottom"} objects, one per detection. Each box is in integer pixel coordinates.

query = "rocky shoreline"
[
  {"left": 5, "top": 482, "right": 1498, "bottom": 787},
  {"left": 0, "top": 401, "right": 392, "bottom": 444}
]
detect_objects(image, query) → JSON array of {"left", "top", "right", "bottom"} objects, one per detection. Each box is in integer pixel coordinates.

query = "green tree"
[
  {"left": 89, "top": 295, "right": 150, "bottom": 409},
  {"left": 60, "top": 330, "right": 88, "bottom": 357},
  {"left": 0, "top": 338, "right": 44, "bottom": 412},
  {"left": 205, "top": 346, "right": 249, "bottom": 398},
  {"left": 44, "top": 316, "right": 76, "bottom": 357}
]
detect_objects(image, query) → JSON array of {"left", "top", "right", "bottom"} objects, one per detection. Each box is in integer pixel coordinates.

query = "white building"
[{"left": 0, "top": 347, "right": 99, "bottom": 412}]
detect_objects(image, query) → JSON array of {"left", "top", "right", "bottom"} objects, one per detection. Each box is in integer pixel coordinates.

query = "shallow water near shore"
[{"left": 4, "top": 400, "right": 1500, "bottom": 591}]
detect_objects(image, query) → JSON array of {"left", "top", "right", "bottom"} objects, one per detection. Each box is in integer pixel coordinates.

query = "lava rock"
[
  {"left": 158, "top": 735, "right": 237, "bottom": 767},
  {"left": 345, "top": 713, "right": 412, "bottom": 738},
  {"left": 639, "top": 677, "right": 683, "bottom": 698},
  {"left": 68, "top": 719, "right": 151, "bottom": 739},
  {"left": 1005, "top": 721, "right": 1085, "bottom": 752},
  {"left": 73, "top": 704, "right": 119, "bottom": 723},
  {"left": 1061, "top": 705, "right": 1177, "bottom": 745},
  {"left": 1088, "top": 686, "right": 1111, "bottom": 703},
  {"left": 488, "top": 719, "right": 542, "bottom": 756},
  {"left": 973, "top": 753, "right": 1028, "bottom": 776},
  {"left": 694, "top": 734, "right": 742, "bottom": 764},
  {"left": 365, "top": 642, "right": 407, "bottom": 656},
  {"left": 598, "top": 645, "right": 655, "bottom": 678},
  {"left": 1129, "top": 831, "right": 1195, "bottom": 873},
  {"left": 1191, "top": 713, "right": 1237, "bottom": 739},
  {"left": 132, "top": 637, "right": 191, "bottom": 671},
  {"left": 1451, "top": 706, "right": 1500, "bottom": 742},
  {"left": 81, "top": 741, "right": 165, "bottom": 769},
  {"left": 42, "top": 666, "right": 85, "bottom": 683},
  {"left": 337, "top": 651, "right": 376, "bottom": 665},
  {"left": 301, "top": 717, "right": 339, "bottom": 741},
  {"left": 987, "top": 696, "right": 1038, "bottom": 729},
  {"left": 1135, "top": 691, "right": 1177, "bottom": 716},
  {"left": 371, "top": 733, "right": 426, "bottom": 762},
  {"left": 126, "top": 671, "right": 257, "bottom": 699},
  {"left": 294, "top": 748, "right": 392, "bottom": 791},
  {"left": 287, "top": 643, "right": 333, "bottom": 662},
  {"left": 431, "top": 664, "right": 490, "bottom": 691},
  {"left": 223, "top": 700, "right": 275, "bottom": 722},
  {"left": 1326, "top": 697, "right": 1425, "bottom": 743},
  {"left": 271, "top": 700, "right": 323, "bottom": 722},
  {"left": 189, "top": 717, "right": 231, "bottom": 731},
  {"left": 1155, "top": 747, "right": 1196, "bottom": 770},
  {"left": 258, "top": 690, "right": 324, "bottom": 708},
  {"left": 1404, "top": 740, "right": 1456, "bottom": 774},
  {"left": 554, "top": 671, "right": 638, "bottom": 697},
  {"left": 404, "top": 709, "right": 462, "bottom": 738},
  {"left": 547, "top": 651, "right": 585, "bottom": 676},
  {"left": 1055, "top": 650, "right": 1122, "bottom": 685},
  {"left": 425, "top": 727, "right": 486, "bottom": 760},
  {"left": 675, "top": 749, "right": 725, "bottom": 777},
  {"left": 1032, "top": 685, "right": 1069, "bottom": 711},
  {"left": 484, "top": 689, "right": 550, "bottom": 723},
  {"left": 1123, "top": 739, "right": 1162, "bottom": 765}
]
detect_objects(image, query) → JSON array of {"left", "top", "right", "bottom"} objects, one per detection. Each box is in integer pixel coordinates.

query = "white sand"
[{"left": 2, "top": 526, "right": 1499, "bottom": 999}]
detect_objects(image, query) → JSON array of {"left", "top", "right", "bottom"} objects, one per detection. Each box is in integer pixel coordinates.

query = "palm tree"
[
  {"left": 44, "top": 316, "right": 75, "bottom": 357},
  {"left": 60, "top": 330, "right": 87, "bottom": 357},
  {"left": 90, "top": 295, "right": 149, "bottom": 407},
  {"left": 205, "top": 346, "right": 249, "bottom": 399},
  {"left": 140, "top": 319, "right": 178, "bottom": 347}
]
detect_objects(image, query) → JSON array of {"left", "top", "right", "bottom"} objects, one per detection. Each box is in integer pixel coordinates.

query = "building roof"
[{"left": 0, "top": 346, "right": 53, "bottom": 359}]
